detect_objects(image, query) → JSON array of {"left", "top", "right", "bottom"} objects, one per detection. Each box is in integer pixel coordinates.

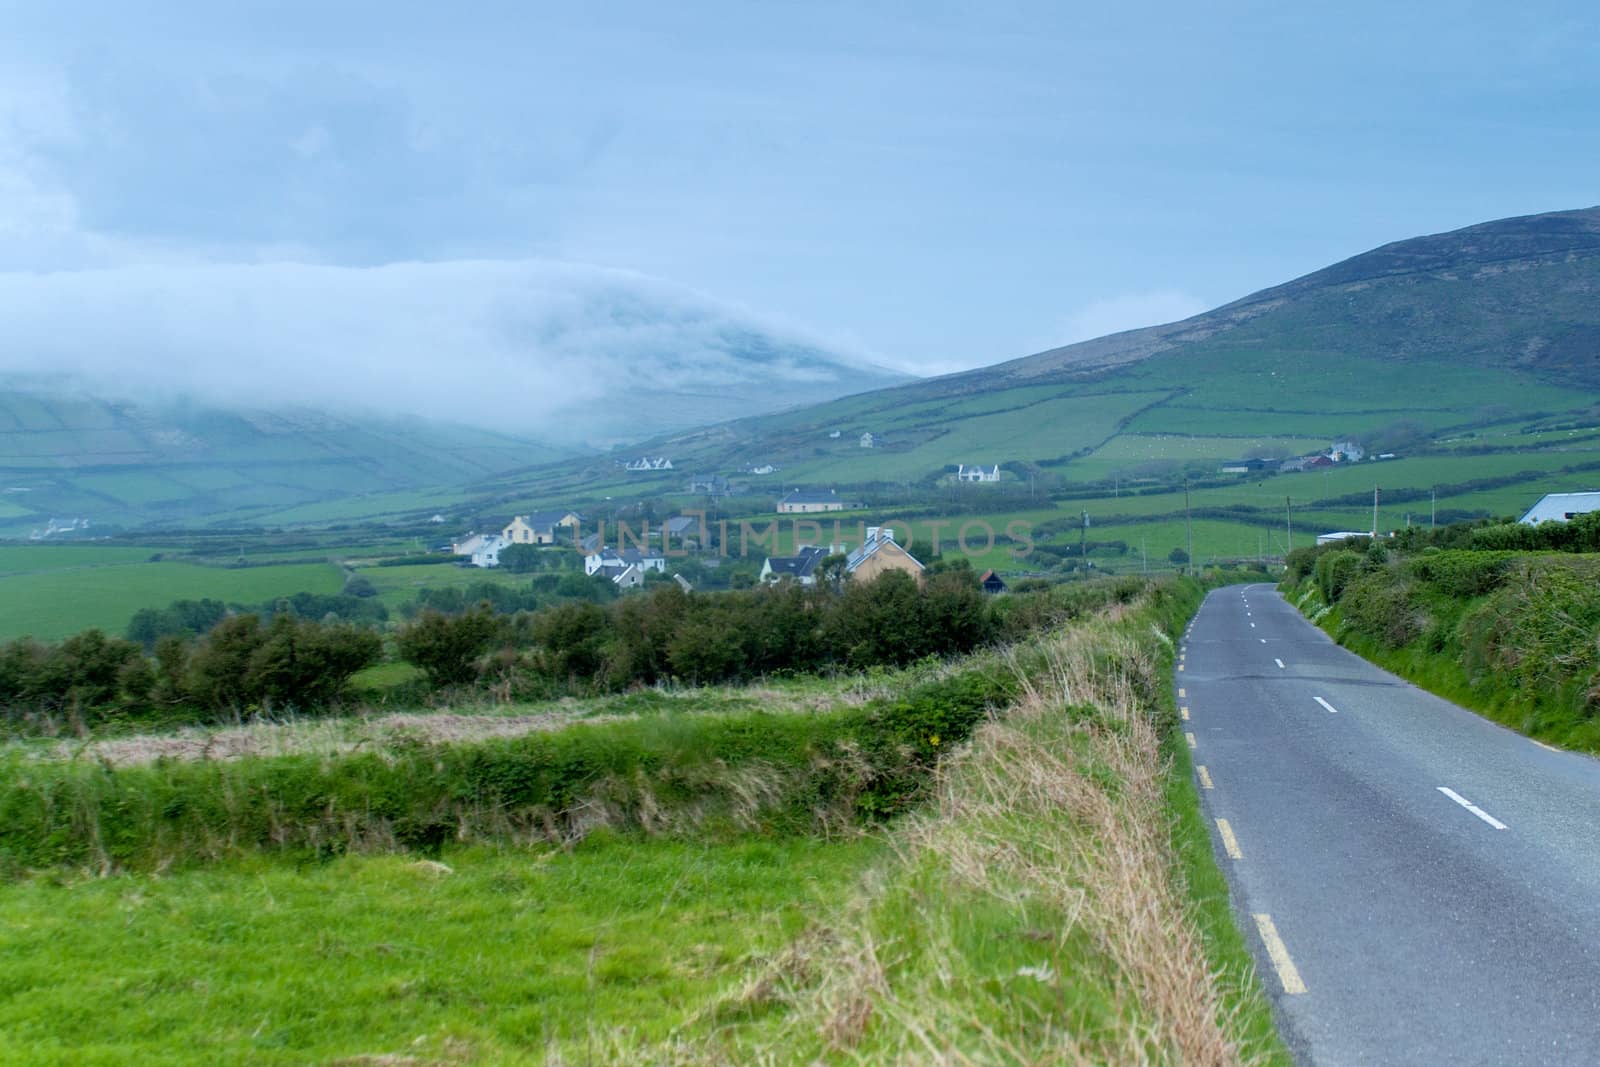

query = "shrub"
[
  {"left": 397, "top": 606, "right": 501, "bottom": 688},
  {"left": 1314, "top": 550, "right": 1363, "bottom": 604}
]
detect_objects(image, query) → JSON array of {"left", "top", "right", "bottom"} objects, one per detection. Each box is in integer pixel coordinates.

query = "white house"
[
  {"left": 470, "top": 535, "right": 510, "bottom": 568},
  {"left": 859, "top": 432, "right": 877, "bottom": 448},
  {"left": 1328, "top": 441, "right": 1365, "bottom": 463},
  {"left": 956, "top": 463, "right": 1001, "bottom": 483},
  {"left": 584, "top": 546, "right": 667, "bottom": 576},
  {"left": 1519, "top": 491, "right": 1600, "bottom": 525},
  {"left": 749, "top": 464, "right": 778, "bottom": 475}
]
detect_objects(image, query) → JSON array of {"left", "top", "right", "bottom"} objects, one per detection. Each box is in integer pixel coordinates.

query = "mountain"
[
  {"left": 0, "top": 269, "right": 909, "bottom": 533},
  {"left": 975, "top": 204, "right": 1600, "bottom": 387},
  {"left": 0, "top": 388, "right": 575, "bottom": 536},
  {"left": 442, "top": 205, "right": 1600, "bottom": 514}
]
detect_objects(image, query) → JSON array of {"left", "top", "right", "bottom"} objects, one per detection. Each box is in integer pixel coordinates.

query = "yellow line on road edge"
[
  {"left": 1216, "top": 818, "right": 1243, "bottom": 859},
  {"left": 1178, "top": 664, "right": 1185, "bottom": 672},
  {"left": 1253, "top": 914, "right": 1308, "bottom": 995},
  {"left": 1185, "top": 732, "right": 1197, "bottom": 749},
  {"left": 1197, "top": 765, "right": 1214, "bottom": 789},
  {"left": 1534, "top": 740, "right": 1560, "bottom": 753},
  {"left": 1178, "top": 687, "right": 1186, "bottom": 698},
  {"left": 1181, "top": 706, "right": 1190, "bottom": 720}
]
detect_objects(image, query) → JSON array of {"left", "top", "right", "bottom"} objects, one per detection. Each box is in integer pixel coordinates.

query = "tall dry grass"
[{"left": 649, "top": 612, "right": 1263, "bottom": 1065}]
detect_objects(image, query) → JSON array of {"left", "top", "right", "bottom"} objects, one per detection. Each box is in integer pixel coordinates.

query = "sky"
[{"left": 1, "top": 1, "right": 1597, "bottom": 428}]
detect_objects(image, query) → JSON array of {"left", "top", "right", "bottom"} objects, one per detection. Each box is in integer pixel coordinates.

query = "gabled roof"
[
  {"left": 781, "top": 488, "right": 840, "bottom": 505},
  {"left": 590, "top": 546, "right": 665, "bottom": 564},
  {"left": 847, "top": 527, "right": 923, "bottom": 573},
  {"left": 765, "top": 544, "right": 829, "bottom": 578},
  {"left": 517, "top": 509, "right": 579, "bottom": 529}
]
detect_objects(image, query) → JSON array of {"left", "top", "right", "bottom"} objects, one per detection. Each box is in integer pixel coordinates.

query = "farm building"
[
  {"left": 979, "top": 569, "right": 1008, "bottom": 594},
  {"left": 859, "top": 432, "right": 877, "bottom": 448},
  {"left": 778, "top": 488, "right": 846, "bottom": 514},
  {"left": 1519, "top": 491, "right": 1600, "bottom": 525}
]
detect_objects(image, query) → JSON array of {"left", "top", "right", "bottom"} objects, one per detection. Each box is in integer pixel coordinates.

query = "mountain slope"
[
  {"left": 449, "top": 205, "right": 1600, "bottom": 512},
  {"left": 0, "top": 388, "right": 572, "bottom": 535}
]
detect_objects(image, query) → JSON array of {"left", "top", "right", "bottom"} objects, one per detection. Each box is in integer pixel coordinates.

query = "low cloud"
[
  {"left": 0, "top": 259, "right": 883, "bottom": 442},
  {"left": 1056, "top": 290, "right": 1209, "bottom": 345}
]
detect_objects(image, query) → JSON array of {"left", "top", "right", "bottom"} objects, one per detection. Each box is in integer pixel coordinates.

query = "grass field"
[
  {"left": 0, "top": 836, "right": 879, "bottom": 1065},
  {"left": 0, "top": 559, "right": 344, "bottom": 641}
]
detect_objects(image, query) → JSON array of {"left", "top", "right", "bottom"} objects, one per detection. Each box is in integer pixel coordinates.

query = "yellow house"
[
  {"left": 846, "top": 527, "right": 924, "bottom": 583},
  {"left": 502, "top": 510, "right": 581, "bottom": 545}
]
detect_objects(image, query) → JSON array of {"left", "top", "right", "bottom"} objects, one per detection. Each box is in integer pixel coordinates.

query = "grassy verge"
[
  {"left": 625, "top": 582, "right": 1288, "bottom": 1063},
  {"left": 0, "top": 835, "right": 879, "bottom": 1065}
]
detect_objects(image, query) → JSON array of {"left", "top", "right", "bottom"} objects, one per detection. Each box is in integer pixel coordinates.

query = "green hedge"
[{"left": 0, "top": 668, "right": 1017, "bottom": 876}]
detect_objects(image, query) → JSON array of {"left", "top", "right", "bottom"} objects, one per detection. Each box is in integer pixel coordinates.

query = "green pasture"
[
  {"left": 0, "top": 560, "right": 344, "bottom": 642},
  {"left": 0, "top": 835, "right": 880, "bottom": 1065}
]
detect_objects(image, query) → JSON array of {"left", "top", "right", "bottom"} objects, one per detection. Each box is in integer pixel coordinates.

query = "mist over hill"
[
  {"left": 0, "top": 259, "right": 909, "bottom": 532},
  {"left": 0, "top": 259, "right": 909, "bottom": 448}
]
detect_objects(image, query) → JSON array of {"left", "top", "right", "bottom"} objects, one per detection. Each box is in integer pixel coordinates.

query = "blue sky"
[{"left": 1, "top": 1, "right": 1597, "bottom": 421}]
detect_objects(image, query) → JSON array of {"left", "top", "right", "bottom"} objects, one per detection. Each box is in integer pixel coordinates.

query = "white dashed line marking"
[
  {"left": 1438, "top": 787, "right": 1507, "bottom": 830},
  {"left": 1313, "top": 696, "right": 1339, "bottom": 714},
  {"left": 1197, "top": 765, "right": 1214, "bottom": 789},
  {"left": 1216, "top": 818, "right": 1243, "bottom": 859},
  {"left": 1275, "top": 658, "right": 1286, "bottom": 669},
  {"left": 1254, "top": 914, "right": 1308, "bottom": 995}
]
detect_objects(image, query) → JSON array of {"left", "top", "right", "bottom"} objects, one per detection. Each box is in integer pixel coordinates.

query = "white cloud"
[
  {"left": 1055, "top": 289, "right": 1209, "bottom": 345},
  {"left": 0, "top": 259, "right": 884, "bottom": 441}
]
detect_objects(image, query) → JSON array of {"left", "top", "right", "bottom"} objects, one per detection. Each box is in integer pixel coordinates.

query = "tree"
[
  {"left": 1168, "top": 548, "right": 1190, "bottom": 567},
  {"left": 397, "top": 606, "right": 500, "bottom": 688}
]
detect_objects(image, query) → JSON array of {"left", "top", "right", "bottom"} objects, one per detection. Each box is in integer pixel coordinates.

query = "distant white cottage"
[
  {"left": 1520, "top": 491, "right": 1600, "bottom": 525},
  {"left": 859, "top": 432, "right": 877, "bottom": 448},
  {"left": 957, "top": 463, "right": 1001, "bottom": 483}
]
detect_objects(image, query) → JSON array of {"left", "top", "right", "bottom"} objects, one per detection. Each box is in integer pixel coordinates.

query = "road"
[{"left": 1184, "top": 583, "right": 1600, "bottom": 1065}]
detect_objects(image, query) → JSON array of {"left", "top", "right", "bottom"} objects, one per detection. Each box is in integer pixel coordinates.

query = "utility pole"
[
  {"left": 1372, "top": 485, "right": 1380, "bottom": 538},
  {"left": 1431, "top": 487, "right": 1436, "bottom": 529},
  {"left": 1079, "top": 510, "right": 1089, "bottom": 579},
  {"left": 1141, "top": 537, "right": 1147, "bottom": 574},
  {"left": 1184, "top": 477, "right": 1193, "bottom": 577},
  {"left": 1285, "top": 495, "right": 1292, "bottom": 555}
]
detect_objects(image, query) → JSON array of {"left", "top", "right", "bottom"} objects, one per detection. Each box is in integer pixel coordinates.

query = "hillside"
[
  {"left": 433, "top": 206, "right": 1600, "bottom": 522},
  {"left": 0, "top": 389, "right": 573, "bottom": 536}
]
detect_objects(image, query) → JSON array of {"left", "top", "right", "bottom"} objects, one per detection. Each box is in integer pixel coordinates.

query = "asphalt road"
[{"left": 1184, "top": 583, "right": 1600, "bottom": 1066}]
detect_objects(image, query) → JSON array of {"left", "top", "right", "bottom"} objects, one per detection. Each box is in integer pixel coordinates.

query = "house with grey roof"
[
  {"left": 760, "top": 545, "right": 830, "bottom": 585},
  {"left": 777, "top": 488, "right": 846, "bottom": 514},
  {"left": 1520, "top": 491, "right": 1600, "bottom": 525}
]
